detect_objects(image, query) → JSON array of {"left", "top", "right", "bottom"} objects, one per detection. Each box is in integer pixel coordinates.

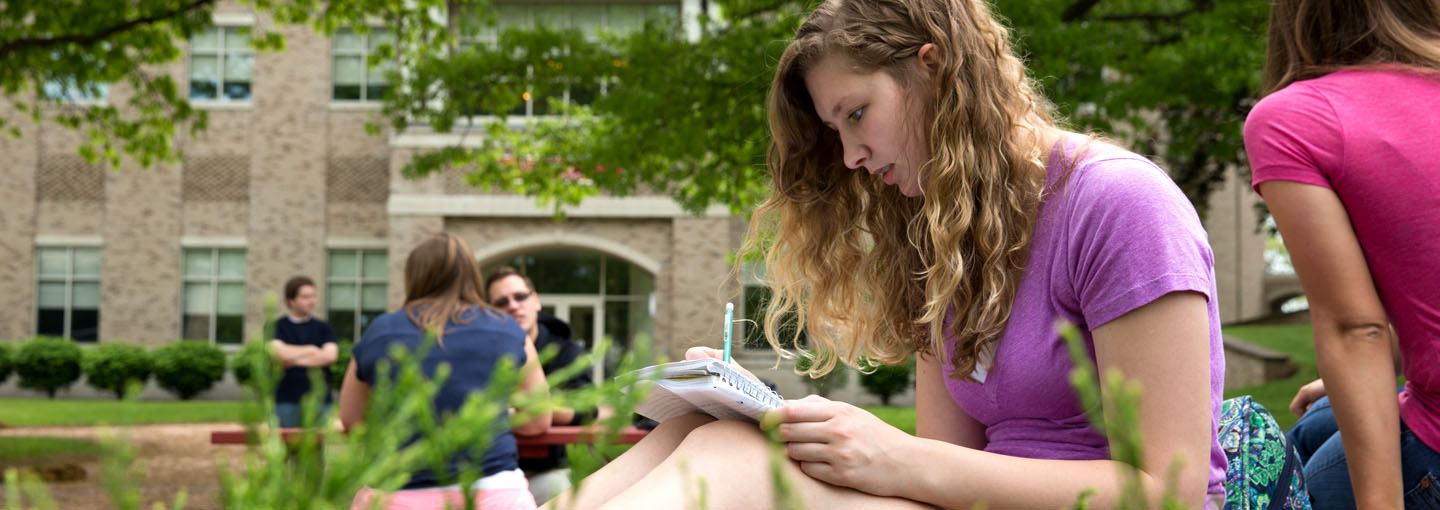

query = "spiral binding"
[{"left": 709, "top": 361, "right": 786, "bottom": 408}]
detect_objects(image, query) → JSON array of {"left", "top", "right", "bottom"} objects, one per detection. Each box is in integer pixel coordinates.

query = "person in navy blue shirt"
[
  {"left": 268, "top": 276, "right": 338, "bottom": 428},
  {"left": 339, "top": 233, "right": 550, "bottom": 510}
]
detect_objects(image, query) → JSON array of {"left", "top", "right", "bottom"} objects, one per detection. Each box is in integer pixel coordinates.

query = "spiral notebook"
[{"left": 621, "top": 358, "right": 787, "bottom": 424}]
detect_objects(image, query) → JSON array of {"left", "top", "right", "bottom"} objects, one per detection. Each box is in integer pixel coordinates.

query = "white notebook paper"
[{"left": 621, "top": 358, "right": 787, "bottom": 424}]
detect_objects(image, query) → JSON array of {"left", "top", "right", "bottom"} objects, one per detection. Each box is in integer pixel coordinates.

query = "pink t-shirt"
[
  {"left": 942, "top": 138, "right": 1228, "bottom": 503},
  {"left": 1244, "top": 68, "right": 1440, "bottom": 452}
]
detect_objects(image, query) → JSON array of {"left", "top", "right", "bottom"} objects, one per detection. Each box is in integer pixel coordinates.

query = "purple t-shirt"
[
  {"left": 1245, "top": 69, "right": 1440, "bottom": 453},
  {"left": 941, "top": 138, "right": 1227, "bottom": 501}
]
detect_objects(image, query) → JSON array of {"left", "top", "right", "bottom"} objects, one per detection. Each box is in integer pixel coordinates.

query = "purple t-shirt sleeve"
[
  {"left": 1063, "top": 156, "right": 1216, "bottom": 328},
  {"left": 1244, "top": 83, "right": 1343, "bottom": 194}
]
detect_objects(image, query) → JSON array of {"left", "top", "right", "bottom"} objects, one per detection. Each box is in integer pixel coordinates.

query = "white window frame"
[
  {"left": 452, "top": 2, "right": 680, "bottom": 126},
  {"left": 187, "top": 24, "right": 255, "bottom": 107},
  {"left": 488, "top": 249, "right": 656, "bottom": 380},
  {"left": 539, "top": 294, "right": 607, "bottom": 381},
  {"left": 181, "top": 246, "right": 248, "bottom": 345},
  {"left": 331, "top": 27, "right": 394, "bottom": 107},
  {"left": 739, "top": 262, "right": 782, "bottom": 351},
  {"left": 39, "top": 46, "right": 112, "bottom": 106},
  {"left": 42, "top": 80, "right": 109, "bottom": 105},
  {"left": 34, "top": 244, "right": 103, "bottom": 342},
  {"left": 326, "top": 247, "right": 389, "bottom": 343}
]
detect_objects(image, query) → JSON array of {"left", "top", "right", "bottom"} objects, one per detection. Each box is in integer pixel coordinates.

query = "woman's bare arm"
[
  {"left": 338, "top": 359, "right": 369, "bottom": 431},
  {"left": 1262, "top": 180, "right": 1402, "bottom": 509}
]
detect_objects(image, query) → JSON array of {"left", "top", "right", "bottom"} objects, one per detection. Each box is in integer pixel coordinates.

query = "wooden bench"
[{"left": 209, "top": 425, "right": 650, "bottom": 459}]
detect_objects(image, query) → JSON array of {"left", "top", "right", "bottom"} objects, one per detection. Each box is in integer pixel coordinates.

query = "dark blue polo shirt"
[{"left": 272, "top": 316, "right": 337, "bottom": 404}]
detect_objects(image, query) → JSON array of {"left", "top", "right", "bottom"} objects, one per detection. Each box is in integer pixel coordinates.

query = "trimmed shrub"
[
  {"left": 15, "top": 337, "right": 83, "bottom": 398},
  {"left": 0, "top": 342, "right": 13, "bottom": 385},
  {"left": 153, "top": 341, "right": 226, "bottom": 400},
  {"left": 230, "top": 340, "right": 271, "bottom": 388},
  {"left": 795, "top": 355, "right": 850, "bottom": 398},
  {"left": 859, "top": 358, "right": 915, "bottom": 406},
  {"left": 82, "top": 343, "right": 154, "bottom": 399}
]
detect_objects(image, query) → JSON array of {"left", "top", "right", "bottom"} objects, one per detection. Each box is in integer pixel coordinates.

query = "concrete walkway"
[{"left": 1, "top": 423, "right": 243, "bottom": 510}]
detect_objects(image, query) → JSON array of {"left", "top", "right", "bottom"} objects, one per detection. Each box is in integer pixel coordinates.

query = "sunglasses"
[{"left": 491, "top": 291, "right": 532, "bottom": 308}]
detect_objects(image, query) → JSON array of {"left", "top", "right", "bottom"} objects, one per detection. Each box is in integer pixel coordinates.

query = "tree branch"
[
  {"left": 0, "top": 0, "right": 217, "bottom": 59},
  {"left": 1060, "top": 0, "right": 1103, "bottom": 23},
  {"left": 1064, "top": 0, "right": 1214, "bottom": 24},
  {"left": 721, "top": 0, "right": 799, "bottom": 23},
  {"left": 1098, "top": 9, "right": 1197, "bottom": 23}
]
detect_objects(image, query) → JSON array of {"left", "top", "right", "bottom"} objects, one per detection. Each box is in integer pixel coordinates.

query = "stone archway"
[
  {"left": 476, "top": 232, "right": 661, "bottom": 380},
  {"left": 472, "top": 230, "right": 662, "bottom": 275},
  {"left": 1263, "top": 273, "right": 1305, "bottom": 314}
]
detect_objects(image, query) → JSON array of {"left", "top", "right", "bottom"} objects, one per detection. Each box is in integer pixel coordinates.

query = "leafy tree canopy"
[{"left": 3, "top": 0, "right": 1267, "bottom": 215}]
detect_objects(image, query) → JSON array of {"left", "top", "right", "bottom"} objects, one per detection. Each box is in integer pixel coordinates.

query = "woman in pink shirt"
[{"left": 1244, "top": 0, "right": 1440, "bottom": 507}]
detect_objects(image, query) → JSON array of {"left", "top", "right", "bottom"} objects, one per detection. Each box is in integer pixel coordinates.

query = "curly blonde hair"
[{"left": 746, "top": 0, "right": 1058, "bottom": 379}]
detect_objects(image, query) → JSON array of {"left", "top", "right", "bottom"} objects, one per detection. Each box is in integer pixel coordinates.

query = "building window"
[
  {"left": 42, "top": 80, "right": 109, "bottom": 102},
  {"left": 740, "top": 284, "right": 807, "bottom": 350},
  {"left": 327, "top": 249, "right": 388, "bottom": 343},
  {"left": 332, "top": 28, "right": 394, "bottom": 102},
  {"left": 466, "top": 3, "right": 679, "bottom": 43},
  {"left": 36, "top": 247, "right": 101, "bottom": 342},
  {"left": 182, "top": 248, "right": 246, "bottom": 344},
  {"left": 739, "top": 262, "right": 805, "bottom": 351},
  {"left": 458, "top": 2, "right": 679, "bottom": 117},
  {"left": 41, "top": 49, "right": 110, "bottom": 103},
  {"left": 483, "top": 249, "right": 655, "bottom": 378},
  {"left": 189, "top": 26, "right": 253, "bottom": 101},
  {"left": 742, "top": 284, "right": 768, "bottom": 349}
]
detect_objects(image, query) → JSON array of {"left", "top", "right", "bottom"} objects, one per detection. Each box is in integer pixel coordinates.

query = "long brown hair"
[
  {"left": 403, "top": 232, "right": 500, "bottom": 345},
  {"left": 1265, "top": 0, "right": 1440, "bottom": 94},
  {"left": 748, "top": 0, "right": 1055, "bottom": 379}
]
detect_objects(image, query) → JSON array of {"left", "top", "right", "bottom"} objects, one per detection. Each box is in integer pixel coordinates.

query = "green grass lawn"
[
  {"left": 0, "top": 398, "right": 245, "bottom": 427},
  {"left": 0, "top": 324, "right": 1313, "bottom": 441},
  {"left": 852, "top": 324, "right": 1318, "bottom": 434},
  {"left": 1222, "top": 324, "right": 1316, "bottom": 431},
  {"left": 864, "top": 406, "right": 917, "bottom": 435},
  {"left": 0, "top": 436, "right": 102, "bottom": 463}
]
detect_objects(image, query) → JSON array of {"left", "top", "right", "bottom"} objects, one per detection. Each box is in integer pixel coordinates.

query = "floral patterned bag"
[{"left": 1219, "top": 396, "right": 1312, "bottom": 509}]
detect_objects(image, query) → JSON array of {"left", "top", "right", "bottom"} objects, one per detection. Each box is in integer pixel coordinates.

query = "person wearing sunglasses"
[{"left": 485, "top": 266, "right": 603, "bottom": 504}]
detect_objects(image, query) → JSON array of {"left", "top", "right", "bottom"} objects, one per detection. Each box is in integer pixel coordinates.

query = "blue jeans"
[
  {"left": 274, "top": 402, "right": 330, "bottom": 428},
  {"left": 1291, "top": 396, "right": 1440, "bottom": 509},
  {"left": 1288, "top": 395, "right": 1340, "bottom": 465}
]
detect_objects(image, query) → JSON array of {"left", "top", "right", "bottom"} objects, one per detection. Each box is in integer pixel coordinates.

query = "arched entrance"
[{"left": 481, "top": 248, "right": 657, "bottom": 380}]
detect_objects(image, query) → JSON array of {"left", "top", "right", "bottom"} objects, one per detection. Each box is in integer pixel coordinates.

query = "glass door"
[{"left": 540, "top": 295, "right": 606, "bottom": 380}]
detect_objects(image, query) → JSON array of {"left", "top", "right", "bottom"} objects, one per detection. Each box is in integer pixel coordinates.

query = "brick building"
[{"left": 0, "top": 1, "right": 1266, "bottom": 401}]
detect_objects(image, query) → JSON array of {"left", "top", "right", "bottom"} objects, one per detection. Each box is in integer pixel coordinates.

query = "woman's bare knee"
[
  {"left": 667, "top": 420, "right": 934, "bottom": 510},
  {"left": 684, "top": 419, "right": 770, "bottom": 448},
  {"left": 669, "top": 419, "right": 777, "bottom": 466},
  {"left": 653, "top": 413, "right": 716, "bottom": 435},
  {"left": 641, "top": 413, "right": 716, "bottom": 448}
]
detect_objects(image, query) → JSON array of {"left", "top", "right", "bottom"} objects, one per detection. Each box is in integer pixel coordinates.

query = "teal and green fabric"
[{"left": 1219, "top": 396, "right": 1312, "bottom": 509}]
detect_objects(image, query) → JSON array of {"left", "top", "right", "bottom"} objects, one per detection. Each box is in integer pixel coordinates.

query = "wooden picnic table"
[{"left": 209, "top": 425, "right": 650, "bottom": 459}]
